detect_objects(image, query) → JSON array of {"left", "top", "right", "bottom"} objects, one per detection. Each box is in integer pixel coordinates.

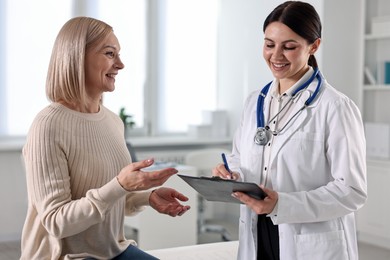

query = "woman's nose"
[
  {"left": 272, "top": 47, "right": 284, "bottom": 59},
  {"left": 115, "top": 57, "right": 125, "bottom": 70}
]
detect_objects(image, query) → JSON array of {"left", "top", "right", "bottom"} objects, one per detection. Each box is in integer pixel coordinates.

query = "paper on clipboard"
[{"left": 178, "top": 174, "right": 266, "bottom": 204}]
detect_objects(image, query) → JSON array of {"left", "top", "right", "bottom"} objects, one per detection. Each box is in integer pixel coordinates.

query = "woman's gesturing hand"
[
  {"left": 149, "top": 187, "right": 191, "bottom": 217},
  {"left": 117, "top": 158, "right": 178, "bottom": 191}
]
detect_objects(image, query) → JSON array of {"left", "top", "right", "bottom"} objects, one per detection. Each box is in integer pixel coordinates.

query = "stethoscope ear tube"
[
  {"left": 305, "top": 71, "right": 322, "bottom": 106},
  {"left": 256, "top": 82, "right": 272, "bottom": 129}
]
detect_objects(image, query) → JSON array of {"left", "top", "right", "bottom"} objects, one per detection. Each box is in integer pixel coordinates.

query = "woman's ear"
[{"left": 310, "top": 38, "right": 321, "bottom": 55}]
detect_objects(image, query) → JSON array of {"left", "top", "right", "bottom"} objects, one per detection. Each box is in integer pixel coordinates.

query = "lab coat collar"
[{"left": 269, "top": 67, "right": 315, "bottom": 100}]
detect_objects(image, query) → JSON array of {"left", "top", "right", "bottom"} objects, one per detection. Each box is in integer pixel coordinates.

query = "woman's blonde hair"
[{"left": 46, "top": 17, "right": 113, "bottom": 107}]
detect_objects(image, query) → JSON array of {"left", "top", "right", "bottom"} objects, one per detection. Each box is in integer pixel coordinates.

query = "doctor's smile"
[{"left": 271, "top": 63, "right": 289, "bottom": 68}]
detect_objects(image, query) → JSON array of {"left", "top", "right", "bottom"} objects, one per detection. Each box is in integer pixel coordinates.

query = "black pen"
[{"left": 221, "top": 153, "right": 233, "bottom": 179}]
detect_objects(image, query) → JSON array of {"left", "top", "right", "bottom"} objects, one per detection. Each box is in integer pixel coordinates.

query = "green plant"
[{"left": 119, "top": 107, "right": 136, "bottom": 129}]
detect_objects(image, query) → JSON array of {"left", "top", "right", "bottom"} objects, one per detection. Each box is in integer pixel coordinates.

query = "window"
[
  {"left": 96, "top": 0, "right": 147, "bottom": 130},
  {"left": 1, "top": 0, "right": 72, "bottom": 136},
  {"left": 156, "top": 0, "right": 218, "bottom": 134},
  {"left": 0, "top": 0, "right": 219, "bottom": 137}
]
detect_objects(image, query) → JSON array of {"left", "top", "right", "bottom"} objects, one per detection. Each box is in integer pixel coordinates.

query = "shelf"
[
  {"left": 363, "top": 84, "right": 390, "bottom": 90},
  {"left": 367, "top": 158, "right": 390, "bottom": 166},
  {"left": 365, "top": 33, "right": 390, "bottom": 40},
  {"left": 0, "top": 136, "right": 26, "bottom": 152},
  {"left": 128, "top": 136, "right": 231, "bottom": 148}
]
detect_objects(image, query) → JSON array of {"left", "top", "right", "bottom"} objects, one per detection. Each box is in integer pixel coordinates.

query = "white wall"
[
  {"left": 0, "top": 0, "right": 6, "bottom": 134},
  {"left": 217, "top": 0, "right": 275, "bottom": 135},
  {"left": 321, "top": 0, "right": 364, "bottom": 109}
]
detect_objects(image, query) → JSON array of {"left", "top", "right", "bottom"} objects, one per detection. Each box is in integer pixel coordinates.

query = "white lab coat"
[{"left": 229, "top": 71, "right": 367, "bottom": 260}]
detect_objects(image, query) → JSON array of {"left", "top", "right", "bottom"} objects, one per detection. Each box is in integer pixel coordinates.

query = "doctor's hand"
[
  {"left": 212, "top": 163, "right": 240, "bottom": 180},
  {"left": 149, "top": 187, "right": 191, "bottom": 217},
  {"left": 232, "top": 185, "right": 278, "bottom": 215},
  {"left": 117, "top": 158, "right": 178, "bottom": 192}
]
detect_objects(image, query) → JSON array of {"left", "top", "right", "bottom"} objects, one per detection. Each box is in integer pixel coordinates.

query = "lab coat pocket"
[
  {"left": 295, "top": 230, "right": 349, "bottom": 260},
  {"left": 284, "top": 130, "right": 324, "bottom": 155},
  {"left": 282, "top": 131, "right": 325, "bottom": 170}
]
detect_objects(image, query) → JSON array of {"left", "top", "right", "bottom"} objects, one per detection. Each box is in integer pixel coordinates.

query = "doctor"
[{"left": 213, "top": 1, "right": 367, "bottom": 260}]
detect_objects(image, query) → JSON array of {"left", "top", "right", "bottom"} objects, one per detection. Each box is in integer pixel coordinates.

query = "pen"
[{"left": 221, "top": 153, "right": 233, "bottom": 179}]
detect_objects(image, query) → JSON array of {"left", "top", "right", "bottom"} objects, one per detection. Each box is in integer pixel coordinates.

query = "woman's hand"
[
  {"left": 232, "top": 185, "right": 278, "bottom": 215},
  {"left": 212, "top": 163, "right": 240, "bottom": 180},
  {"left": 117, "top": 158, "right": 178, "bottom": 191},
  {"left": 149, "top": 187, "right": 191, "bottom": 217}
]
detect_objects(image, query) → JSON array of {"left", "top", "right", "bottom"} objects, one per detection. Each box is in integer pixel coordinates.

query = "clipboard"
[{"left": 178, "top": 174, "right": 266, "bottom": 204}]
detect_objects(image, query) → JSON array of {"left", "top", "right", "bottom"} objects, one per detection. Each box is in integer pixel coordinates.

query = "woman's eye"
[
  {"left": 105, "top": 51, "right": 115, "bottom": 58},
  {"left": 284, "top": 46, "right": 296, "bottom": 50},
  {"left": 265, "top": 44, "right": 275, "bottom": 48}
]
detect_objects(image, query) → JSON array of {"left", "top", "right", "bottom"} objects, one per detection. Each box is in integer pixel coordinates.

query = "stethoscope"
[{"left": 254, "top": 68, "right": 323, "bottom": 145}]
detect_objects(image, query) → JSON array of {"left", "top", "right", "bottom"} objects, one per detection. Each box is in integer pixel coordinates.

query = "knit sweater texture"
[{"left": 20, "top": 103, "right": 150, "bottom": 260}]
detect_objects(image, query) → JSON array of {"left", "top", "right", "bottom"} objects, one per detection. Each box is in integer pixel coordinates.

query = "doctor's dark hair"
[{"left": 263, "top": 1, "right": 322, "bottom": 68}]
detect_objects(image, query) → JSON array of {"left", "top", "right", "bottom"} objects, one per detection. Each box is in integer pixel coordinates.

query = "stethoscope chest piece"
[{"left": 254, "top": 127, "right": 272, "bottom": 145}]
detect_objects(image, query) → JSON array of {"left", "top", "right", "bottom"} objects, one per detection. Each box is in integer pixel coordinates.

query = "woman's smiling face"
[
  {"left": 84, "top": 31, "right": 125, "bottom": 99},
  {"left": 263, "top": 21, "right": 319, "bottom": 87}
]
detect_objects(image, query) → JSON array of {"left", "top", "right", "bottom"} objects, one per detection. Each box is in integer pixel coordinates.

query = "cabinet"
[
  {"left": 356, "top": 0, "right": 390, "bottom": 250},
  {"left": 362, "top": 0, "right": 390, "bottom": 124},
  {"left": 356, "top": 160, "right": 390, "bottom": 250},
  {"left": 0, "top": 150, "right": 27, "bottom": 242}
]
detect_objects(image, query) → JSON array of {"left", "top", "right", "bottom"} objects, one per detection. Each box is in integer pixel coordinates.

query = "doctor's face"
[{"left": 263, "top": 22, "right": 319, "bottom": 85}]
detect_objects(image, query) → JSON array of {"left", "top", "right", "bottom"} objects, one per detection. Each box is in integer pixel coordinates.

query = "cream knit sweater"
[{"left": 20, "top": 103, "right": 150, "bottom": 260}]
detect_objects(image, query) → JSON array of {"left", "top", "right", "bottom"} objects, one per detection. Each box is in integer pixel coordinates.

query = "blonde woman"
[{"left": 21, "top": 17, "right": 190, "bottom": 260}]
